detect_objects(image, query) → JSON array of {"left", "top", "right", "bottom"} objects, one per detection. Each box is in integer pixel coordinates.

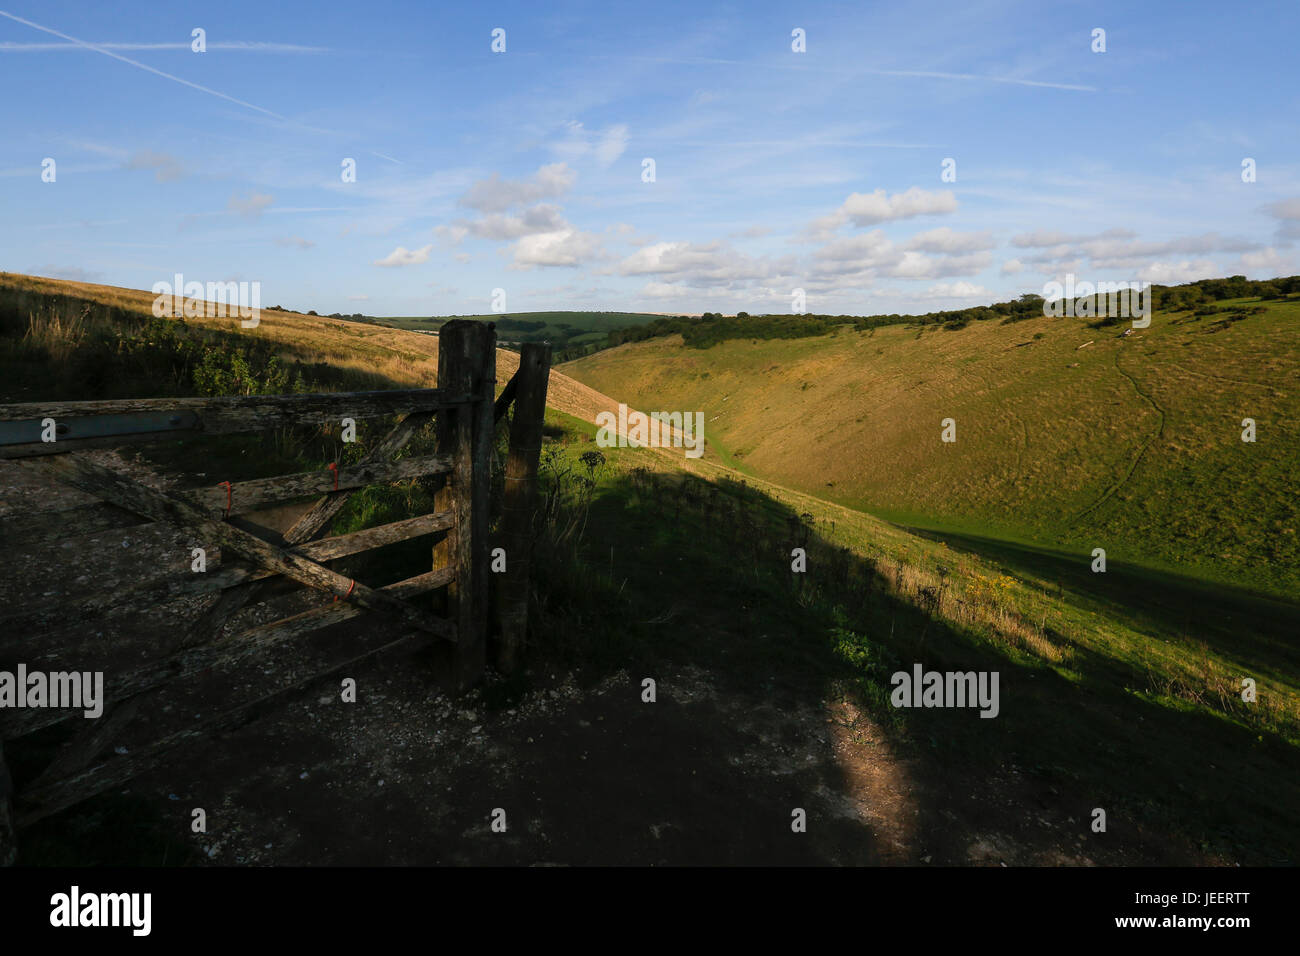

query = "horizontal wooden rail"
[
  {"left": 187, "top": 454, "right": 452, "bottom": 514},
  {"left": 2, "top": 454, "right": 453, "bottom": 549},
  {"left": 0, "top": 388, "right": 475, "bottom": 458}
]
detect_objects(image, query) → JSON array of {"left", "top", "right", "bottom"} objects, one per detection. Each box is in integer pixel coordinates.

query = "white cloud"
[
  {"left": 904, "top": 227, "right": 996, "bottom": 254},
  {"left": 842, "top": 187, "right": 959, "bottom": 225},
  {"left": 448, "top": 203, "right": 570, "bottom": 241},
  {"left": 1000, "top": 258, "right": 1024, "bottom": 275},
  {"left": 595, "top": 124, "right": 629, "bottom": 166},
  {"left": 512, "top": 228, "right": 602, "bottom": 268},
  {"left": 616, "top": 241, "right": 785, "bottom": 286},
  {"left": 1133, "top": 260, "right": 1220, "bottom": 284},
  {"left": 922, "top": 281, "right": 993, "bottom": 298},
  {"left": 274, "top": 236, "right": 315, "bottom": 249},
  {"left": 458, "top": 163, "right": 575, "bottom": 213},
  {"left": 808, "top": 228, "right": 990, "bottom": 282},
  {"left": 1011, "top": 228, "right": 1134, "bottom": 249},
  {"left": 1262, "top": 198, "right": 1300, "bottom": 242},
  {"left": 550, "top": 122, "right": 629, "bottom": 167},
  {"left": 1234, "top": 247, "right": 1297, "bottom": 276},
  {"left": 802, "top": 187, "right": 958, "bottom": 240},
  {"left": 373, "top": 244, "right": 433, "bottom": 267}
]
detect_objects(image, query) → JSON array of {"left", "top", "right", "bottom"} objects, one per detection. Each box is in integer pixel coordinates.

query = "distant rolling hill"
[
  {"left": 371, "top": 311, "right": 661, "bottom": 354},
  {"left": 561, "top": 293, "right": 1300, "bottom": 599}
]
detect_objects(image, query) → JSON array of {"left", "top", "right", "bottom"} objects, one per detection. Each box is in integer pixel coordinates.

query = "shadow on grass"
[{"left": 527, "top": 462, "right": 1299, "bottom": 863}]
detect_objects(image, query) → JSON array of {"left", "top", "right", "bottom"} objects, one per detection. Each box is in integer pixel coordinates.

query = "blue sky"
[{"left": 2, "top": 0, "right": 1298, "bottom": 317}]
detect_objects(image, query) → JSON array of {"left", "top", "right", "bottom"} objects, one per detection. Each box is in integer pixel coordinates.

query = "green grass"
[
  {"left": 518, "top": 416, "right": 1300, "bottom": 862},
  {"left": 562, "top": 295, "right": 1300, "bottom": 600}
]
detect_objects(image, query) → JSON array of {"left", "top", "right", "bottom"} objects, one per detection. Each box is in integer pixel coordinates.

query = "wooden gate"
[{"left": 0, "top": 321, "right": 552, "bottom": 863}]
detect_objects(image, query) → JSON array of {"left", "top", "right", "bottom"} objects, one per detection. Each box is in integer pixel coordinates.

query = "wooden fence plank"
[
  {"left": 227, "top": 567, "right": 455, "bottom": 647},
  {"left": 436, "top": 321, "right": 496, "bottom": 689},
  {"left": 186, "top": 453, "right": 451, "bottom": 515},
  {"left": 0, "top": 388, "right": 474, "bottom": 459},
  {"left": 494, "top": 343, "right": 552, "bottom": 672},
  {"left": 36, "top": 456, "right": 451, "bottom": 639}
]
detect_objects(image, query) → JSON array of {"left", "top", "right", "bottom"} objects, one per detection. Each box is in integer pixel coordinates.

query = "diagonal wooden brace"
[
  {"left": 184, "top": 409, "right": 440, "bottom": 647},
  {"left": 38, "top": 455, "right": 450, "bottom": 638}
]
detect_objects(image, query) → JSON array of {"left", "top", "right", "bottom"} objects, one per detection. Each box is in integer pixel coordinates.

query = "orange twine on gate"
[
  {"left": 327, "top": 462, "right": 339, "bottom": 491},
  {"left": 218, "top": 480, "right": 233, "bottom": 518}
]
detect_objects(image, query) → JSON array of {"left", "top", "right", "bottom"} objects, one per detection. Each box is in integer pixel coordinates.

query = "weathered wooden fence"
[{"left": 0, "top": 321, "right": 551, "bottom": 864}]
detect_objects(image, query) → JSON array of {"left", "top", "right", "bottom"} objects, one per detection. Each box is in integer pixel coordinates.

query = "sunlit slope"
[
  {"left": 562, "top": 301, "right": 1300, "bottom": 596},
  {"left": 0, "top": 271, "right": 625, "bottom": 428}
]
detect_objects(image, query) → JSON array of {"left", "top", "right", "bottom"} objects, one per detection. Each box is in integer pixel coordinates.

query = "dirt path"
[{"left": 49, "top": 642, "right": 1205, "bottom": 866}]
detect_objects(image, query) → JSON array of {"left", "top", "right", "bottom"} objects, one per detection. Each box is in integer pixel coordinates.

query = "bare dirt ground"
[{"left": 72, "top": 649, "right": 1212, "bottom": 866}]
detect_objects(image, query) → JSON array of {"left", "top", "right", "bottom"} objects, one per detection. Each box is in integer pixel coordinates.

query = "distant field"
[
  {"left": 373, "top": 311, "right": 660, "bottom": 353},
  {"left": 562, "top": 296, "right": 1300, "bottom": 599}
]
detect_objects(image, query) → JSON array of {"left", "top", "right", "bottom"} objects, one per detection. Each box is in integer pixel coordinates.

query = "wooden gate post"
[
  {"left": 435, "top": 321, "right": 497, "bottom": 689},
  {"left": 495, "top": 343, "right": 551, "bottom": 673},
  {"left": 0, "top": 741, "right": 17, "bottom": 866}
]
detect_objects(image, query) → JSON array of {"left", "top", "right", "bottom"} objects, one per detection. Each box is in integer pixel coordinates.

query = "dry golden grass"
[
  {"left": 562, "top": 300, "right": 1300, "bottom": 597},
  {"left": 0, "top": 272, "right": 626, "bottom": 428}
]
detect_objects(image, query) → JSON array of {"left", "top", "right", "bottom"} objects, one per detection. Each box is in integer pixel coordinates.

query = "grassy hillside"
[
  {"left": 0, "top": 273, "right": 629, "bottom": 429},
  {"left": 562, "top": 296, "right": 1300, "bottom": 599}
]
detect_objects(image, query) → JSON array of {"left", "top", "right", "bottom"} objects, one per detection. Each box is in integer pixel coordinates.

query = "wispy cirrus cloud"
[
  {"left": 0, "top": 40, "right": 331, "bottom": 53},
  {"left": 124, "top": 150, "right": 184, "bottom": 182},
  {"left": 0, "top": 9, "right": 284, "bottom": 117},
  {"left": 227, "top": 191, "right": 274, "bottom": 219}
]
